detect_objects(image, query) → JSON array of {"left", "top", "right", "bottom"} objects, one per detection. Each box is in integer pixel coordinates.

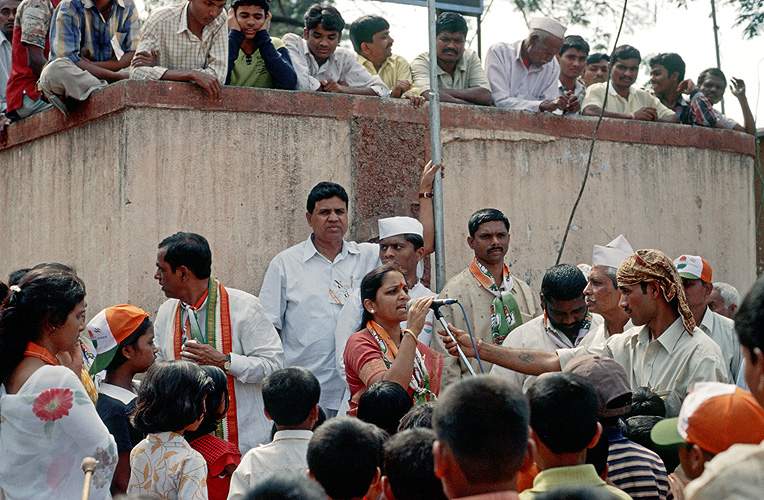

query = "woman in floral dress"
[{"left": 0, "top": 267, "right": 117, "bottom": 500}]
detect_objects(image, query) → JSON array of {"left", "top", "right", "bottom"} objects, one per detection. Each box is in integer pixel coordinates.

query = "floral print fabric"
[{"left": 0, "top": 365, "right": 117, "bottom": 499}]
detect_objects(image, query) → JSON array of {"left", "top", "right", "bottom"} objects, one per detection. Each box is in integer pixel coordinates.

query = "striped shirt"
[
  {"left": 129, "top": 2, "right": 227, "bottom": 83},
  {"left": 606, "top": 427, "right": 670, "bottom": 500},
  {"left": 49, "top": 0, "right": 140, "bottom": 63}
]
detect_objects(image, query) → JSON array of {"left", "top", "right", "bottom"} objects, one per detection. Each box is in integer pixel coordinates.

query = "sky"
[{"left": 135, "top": 0, "right": 763, "bottom": 125}]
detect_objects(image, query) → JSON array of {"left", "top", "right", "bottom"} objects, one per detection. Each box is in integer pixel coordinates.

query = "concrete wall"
[{"left": 0, "top": 81, "right": 756, "bottom": 318}]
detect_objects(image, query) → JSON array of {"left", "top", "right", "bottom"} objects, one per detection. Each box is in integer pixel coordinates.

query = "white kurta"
[
  {"left": 333, "top": 281, "right": 436, "bottom": 414},
  {"left": 558, "top": 318, "right": 728, "bottom": 417},
  {"left": 485, "top": 39, "right": 561, "bottom": 111},
  {"left": 154, "top": 287, "right": 284, "bottom": 453},
  {"left": 491, "top": 313, "right": 603, "bottom": 393},
  {"left": 282, "top": 33, "right": 389, "bottom": 97},
  {"left": 259, "top": 237, "right": 381, "bottom": 411},
  {"left": 698, "top": 307, "right": 741, "bottom": 383}
]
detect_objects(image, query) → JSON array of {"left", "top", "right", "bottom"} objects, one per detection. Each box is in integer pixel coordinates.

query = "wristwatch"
[{"left": 223, "top": 353, "right": 231, "bottom": 372}]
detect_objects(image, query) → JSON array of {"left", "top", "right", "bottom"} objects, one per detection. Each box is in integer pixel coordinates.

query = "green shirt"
[
  {"left": 519, "top": 464, "right": 632, "bottom": 500},
  {"left": 230, "top": 36, "right": 285, "bottom": 88}
]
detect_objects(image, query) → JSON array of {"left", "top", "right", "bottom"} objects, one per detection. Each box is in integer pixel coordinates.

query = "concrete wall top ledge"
[{"left": 0, "top": 79, "right": 755, "bottom": 157}]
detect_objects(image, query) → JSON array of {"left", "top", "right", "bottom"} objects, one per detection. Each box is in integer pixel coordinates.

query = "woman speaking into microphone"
[{"left": 343, "top": 264, "right": 443, "bottom": 416}]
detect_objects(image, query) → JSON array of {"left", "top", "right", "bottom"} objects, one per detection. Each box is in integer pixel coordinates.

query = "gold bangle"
[{"left": 403, "top": 329, "right": 419, "bottom": 343}]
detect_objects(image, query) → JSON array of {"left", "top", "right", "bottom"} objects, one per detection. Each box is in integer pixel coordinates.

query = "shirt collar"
[
  {"left": 699, "top": 306, "right": 714, "bottom": 333},
  {"left": 607, "top": 83, "right": 637, "bottom": 97},
  {"left": 653, "top": 317, "right": 687, "bottom": 354},
  {"left": 177, "top": 2, "right": 191, "bottom": 35},
  {"left": 303, "top": 236, "right": 357, "bottom": 262},
  {"left": 273, "top": 429, "right": 314, "bottom": 441},
  {"left": 0, "top": 31, "right": 8, "bottom": 45},
  {"left": 99, "top": 382, "right": 138, "bottom": 405},
  {"left": 82, "top": 0, "right": 126, "bottom": 12}
]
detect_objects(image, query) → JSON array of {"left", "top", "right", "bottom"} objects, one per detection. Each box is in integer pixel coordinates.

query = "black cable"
[{"left": 555, "top": 0, "right": 630, "bottom": 265}]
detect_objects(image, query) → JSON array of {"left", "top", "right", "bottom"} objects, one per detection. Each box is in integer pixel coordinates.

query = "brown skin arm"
[
  {"left": 111, "top": 450, "right": 131, "bottom": 495},
  {"left": 75, "top": 58, "right": 128, "bottom": 83},
  {"left": 422, "top": 88, "right": 492, "bottom": 106},
  {"left": 25, "top": 44, "right": 47, "bottom": 77},
  {"left": 417, "top": 160, "right": 443, "bottom": 255},
  {"left": 87, "top": 50, "right": 134, "bottom": 71},
  {"left": 320, "top": 79, "right": 376, "bottom": 96},
  {"left": 439, "top": 324, "right": 562, "bottom": 375}
]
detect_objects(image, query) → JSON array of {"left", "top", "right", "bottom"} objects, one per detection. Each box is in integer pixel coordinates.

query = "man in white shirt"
[
  {"left": 152, "top": 232, "right": 284, "bottom": 453},
  {"left": 334, "top": 216, "right": 436, "bottom": 414},
  {"left": 0, "top": 0, "right": 19, "bottom": 115},
  {"left": 674, "top": 254, "right": 741, "bottom": 383},
  {"left": 283, "top": 4, "right": 388, "bottom": 97},
  {"left": 556, "top": 35, "right": 588, "bottom": 115},
  {"left": 485, "top": 17, "right": 573, "bottom": 113},
  {"left": 260, "top": 165, "right": 437, "bottom": 416},
  {"left": 227, "top": 367, "right": 320, "bottom": 500}
]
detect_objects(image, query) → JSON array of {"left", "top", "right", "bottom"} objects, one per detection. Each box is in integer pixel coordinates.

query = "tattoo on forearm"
[{"left": 518, "top": 352, "right": 534, "bottom": 363}]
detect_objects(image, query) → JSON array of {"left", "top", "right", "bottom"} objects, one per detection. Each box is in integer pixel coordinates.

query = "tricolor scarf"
[
  {"left": 366, "top": 321, "right": 438, "bottom": 405},
  {"left": 469, "top": 258, "right": 524, "bottom": 344},
  {"left": 25, "top": 342, "right": 99, "bottom": 402},
  {"left": 543, "top": 311, "right": 594, "bottom": 349},
  {"left": 172, "top": 278, "right": 238, "bottom": 446}
]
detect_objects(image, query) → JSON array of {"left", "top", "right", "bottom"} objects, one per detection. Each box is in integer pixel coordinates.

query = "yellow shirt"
[
  {"left": 356, "top": 53, "right": 419, "bottom": 96},
  {"left": 582, "top": 82, "right": 675, "bottom": 119}
]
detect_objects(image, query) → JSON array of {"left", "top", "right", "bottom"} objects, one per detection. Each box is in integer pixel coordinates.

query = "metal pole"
[
  {"left": 710, "top": 0, "right": 724, "bottom": 114},
  {"left": 477, "top": 14, "right": 482, "bottom": 60},
  {"left": 427, "top": 0, "right": 446, "bottom": 292}
]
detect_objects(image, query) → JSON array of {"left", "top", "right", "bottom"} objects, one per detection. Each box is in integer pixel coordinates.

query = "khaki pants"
[{"left": 39, "top": 57, "right": 110, "bottom": 101}]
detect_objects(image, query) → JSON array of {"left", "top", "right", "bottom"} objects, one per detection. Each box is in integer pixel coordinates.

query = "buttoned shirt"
[
  {"left": 259, "top": 237, "right": 381, "bottom": 411},
  {"left": 582, "top": 82, "right": 675, "bottom": 119},
  {"left": 227, "top": 429, "right": 313, "bottom": 500},
  {"left": 357, "top": 52, "right": 419, "bottom": 96},
  {"left": 580, "top": 319, "right": 634, "bottom": 349},
  {"left": 334, "top": 281, "right": 436, "bottom": 414},
  {"left": 49, "top": 0, "right": 140, "bottom": 63},
  {"left": 491, "top": 313, "right": 603, "bottom": 393},
  {"left": 282, "top": 33, "right": 389, "bottom": 97},
  {"left": 0, "top": 31, "right": 10, "bottom": 111},
  {"left": 519, "top": 464, "right": 632, "bottom": 500},
  {"left": 429, "top": 266, "right": 541, "bottom": 387},
  {"left": 558, "top": 318, "right": 728, "bottom": 417},
  {"left": 410, "top": 48, "right": 490, "bottom": 94},
  {"left": 484, "top": 39, "right": 560, "bottom": 111},
  {"left": 129, "top": 2, "right": 227, "bottom": 83},
  {"left": 698, "top": 307, "right": 741, "bottom": 383},
  {"left": 154, "top": 287, "right": 284, "bottom": 453}
]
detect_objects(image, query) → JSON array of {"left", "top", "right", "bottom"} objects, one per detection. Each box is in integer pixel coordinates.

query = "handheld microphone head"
[{"left": 405, "top": 298, "right": 459, "bottom": 311}]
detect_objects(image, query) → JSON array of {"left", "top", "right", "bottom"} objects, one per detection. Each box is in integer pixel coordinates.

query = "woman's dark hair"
[
  {"left": 357, "top": 380, "right": 413, "bottom": 435},
  {"left": 105, "top": 317, "right": 153, "bottom": 372},
  {"left": 359, "top": 263, "right": 406, "bottom": 331},
  {"left": 0, "top": 267, "right": 86, "bottom": 382},
  {"left": 131, "top": 360, "right": 213, "bottom": 433},
  {"left": 185, "top": 365, "right": 230, "bottom": 441}
]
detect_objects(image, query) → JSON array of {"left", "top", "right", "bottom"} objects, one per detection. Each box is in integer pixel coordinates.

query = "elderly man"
[
  {"left": 441, "top": 249, "right": 728, "bottom": 417},
  {"left": 433, "top": 376, "right": 532, "bottom": 500},
  {"left": 674, "top": 255, "right": 741, "bottom": 383},
  {"left": 708, "top": 282, "right": 739, "bottom": 319},
  {"left": 485, "top": 17, "right": 574, "bottom": 113},
  {"left": 410, "top": 11, "right": 491, "bottom": 106},
  {"left": 431, "top": 208, "right": 541, "bottom": 387},
  {"left": 491, "top": 264, "right": 603, "bottom": 393},
  {"left": 153, "top": 232, "right": 284, "bottom": 453}
]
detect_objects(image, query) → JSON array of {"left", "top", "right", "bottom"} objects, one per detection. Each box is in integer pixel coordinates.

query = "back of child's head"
[
  {"left": 357, "top": 380, "right": 413, "bottom": 435},
  {"left": 131, "top": 360, "right": 212, "bottom": 433},
  {"left": 262, "top": 367, "right": 321, "bottom": 427},
  {"left": 185, "top": 365, "right": 229, "bottom": 441}
]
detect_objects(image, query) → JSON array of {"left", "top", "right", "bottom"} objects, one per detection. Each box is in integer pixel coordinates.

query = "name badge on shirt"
[
  {"left": 329, "top": 279, "right": 351, "bottom": 306},
  {"left": 111, "top": 34, "right": 125, "bottom": 60}
]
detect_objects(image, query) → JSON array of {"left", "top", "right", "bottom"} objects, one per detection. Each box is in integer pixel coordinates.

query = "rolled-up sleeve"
[{"left": 410, "top": 53, "right": 430, "bottom": 94}]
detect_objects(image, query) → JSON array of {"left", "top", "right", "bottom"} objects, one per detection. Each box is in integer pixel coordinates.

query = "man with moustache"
[
  {"left": 349, "top": 15, "right": 424, "bottom": 107},
  {"left": 582, "top": 52, "right": 608, "bottom": 87},
  {"left": 441, "top": 249, "right": 727, "bottom": 417},
  {"left": 490, "top": 264, "right": 603, "bottom": 393},
  {"left": 696, "top": 67, "right": 756, "bottom": 135},
  {"left": 485, "top": 17, "right": 573, "bottom": 112},
  {"left": 430, "top": 208, "right": 541, "bottom": 387},
  {"left": 582, "top": 45, "right": 678, "bottom": 122}
]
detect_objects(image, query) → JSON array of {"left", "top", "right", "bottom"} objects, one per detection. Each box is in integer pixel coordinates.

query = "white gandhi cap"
[
  {"left": 592, "top": 234, "right": 634, "bottom": 269},
  {"left": 528, "top": 17, "right": 567, "bottom": 39},
  {"left": 378, "top": 216, "right": 424, "bottom": 240}
]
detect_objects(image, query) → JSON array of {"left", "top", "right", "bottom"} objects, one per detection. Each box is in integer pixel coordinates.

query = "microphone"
[{"left": 406, "top": 298, "right": 459, "bottom": 310}]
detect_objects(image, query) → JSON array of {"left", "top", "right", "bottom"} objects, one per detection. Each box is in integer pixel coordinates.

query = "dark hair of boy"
[
  {"left": 383, "top": 428, "right": 447, "bottom": 500},
  {"left": 244, "top": 474, "right": 328, "bottom": 500},
  {"left": 349, "top": 15, "right": 389, "bottom": 53},
  {"left": 304, "top": 4, "right": 345, "bottom": 32},
  {"left": 131, "top": 360, "right": 213, "bottom": 433},
  {"left": 262, "top": 367, "right": 321, "bottom": 427},
  {"left": 357, "top": 380, "right": 413, "bottom": 435}
]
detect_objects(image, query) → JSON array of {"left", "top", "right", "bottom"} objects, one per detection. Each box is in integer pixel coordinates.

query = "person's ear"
[
  {"left": 122, "top": 344, "right": 134, "bottom": 360},
  {"left": 415, "top": 246, "right": 425, "bottom": 262},
  {"left": 432, "top": 440, "right": 449, "bottom": 479},
  {"left": 587, "top": 423, "right": 603, "bottom": 449},
  {"left": 519, "top": 435, "right": 536, "bottom": 472},
  {"left": 303, "top": 28, "right": 308, "bottom": 40},
  {"left": 363, "top": 298, "right": 377, "bottom": 315},
  {"left": 263, "top": 409, "right": 273, "bottom": 421},
  {"left": 467, "top": 235, "right": 474, "bottom": 250}
]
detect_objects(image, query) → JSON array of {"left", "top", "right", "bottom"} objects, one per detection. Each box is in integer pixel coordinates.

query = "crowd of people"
[
  {"left": 0, "top": 0, "right": 756, "bottom": 135},
  {"left": 0, "top": 161, "right": 762, "bottom": 499}
]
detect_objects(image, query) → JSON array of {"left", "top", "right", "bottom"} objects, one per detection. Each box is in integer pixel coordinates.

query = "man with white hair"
[
  {"left": 708, "top": 282, "right": 740, "bottom": 320},
  {"left": 334, "top": 216, "right": 436, "bottom": 413},
  {"left": 485, "top": 17, "right": 575, "bottom": 113}
]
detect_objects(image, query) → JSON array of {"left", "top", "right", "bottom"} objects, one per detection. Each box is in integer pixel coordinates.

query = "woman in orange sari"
[{"left": 344, "top": 264, "right": 443, "bottom": 415}]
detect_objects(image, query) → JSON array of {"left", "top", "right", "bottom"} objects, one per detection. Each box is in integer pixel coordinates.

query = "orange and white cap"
[{"left": 673, "top": 255, "right": 712, "bottom": 282}]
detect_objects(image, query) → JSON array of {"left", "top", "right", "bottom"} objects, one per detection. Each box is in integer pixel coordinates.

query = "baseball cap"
[
  {"left": 88, "top": 305, "right": 150, "bottom": 374},
  {"left": 651, "top": 381, "right": 764, "bottom": 454},
  {"left": 563, "top": 355, "right": 632, "bottom": 418},
  {"left": 673, "top": 255, "right": 712, "bottom": 282}
]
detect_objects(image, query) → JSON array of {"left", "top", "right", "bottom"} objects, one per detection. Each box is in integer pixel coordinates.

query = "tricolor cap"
[
  {"left": 528, "top": 17, "right": 567, "bottom": 39},
  {"left": 651, "top": 382, "right": 764, "bottom": 454},
  {"left": 378, "top": 216, "right": 424, "bottom": 240},
  {"left": 88, "top": 305, "right": 150, "bottom": 374},
  {"left": 673, "top": 255, "right": 712, "bottom": 282},
  {"left": 592, "top": 235, "right": 634, "bottom": 269}
]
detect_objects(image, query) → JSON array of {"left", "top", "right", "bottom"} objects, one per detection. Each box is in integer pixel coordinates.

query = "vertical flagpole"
[{"left": 428, "top": 0, "right": 446, "bottom": 292}]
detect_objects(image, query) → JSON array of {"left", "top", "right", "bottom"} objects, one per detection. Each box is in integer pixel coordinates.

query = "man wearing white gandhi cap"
[
  {"left": 333, "top": 216, "right": 437, "bottom": 414},
  {"left": 580, "top": 235, "right": 635, "bottom": 349},
  {"left": 485, "top": 16, "right": 576, "bottom": 113}
]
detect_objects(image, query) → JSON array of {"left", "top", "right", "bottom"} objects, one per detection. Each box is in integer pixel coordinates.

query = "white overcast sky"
[{"left": 136, "top": 0, "right": 763, "bottom": 124}]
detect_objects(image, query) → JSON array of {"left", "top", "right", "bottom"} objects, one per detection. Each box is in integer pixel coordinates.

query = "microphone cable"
[{"left": 456, "top": 302, "right": 485, "bottom": 374}]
